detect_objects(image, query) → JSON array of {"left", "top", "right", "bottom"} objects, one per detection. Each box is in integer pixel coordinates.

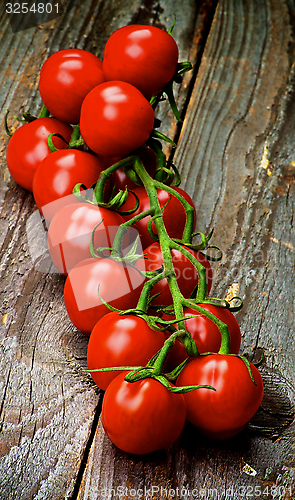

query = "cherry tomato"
[
  {"left": 87, "top": 312, "right": 166, "bottom": 390},
  {"left": 122, "top": 186, "right": 196, "bottom": 249},
  {"left": 112, "top": 145, "right": 158, "bottom": 191},
  {"left": 47, "top": 202, "right": 128, "bottom": 275},
  {"left": 102, "top": 25, "right": 179, "bottom": 98},
  {"left": 33, "top": 149, "right": 109, "bottom": 221},
  {"left": 143, "top": 242, "right": 213, "bottom": 307},
  {"left": 101, "top": 372, "right": 187, "bottom": 454},
  {"left": 80, "top": 81, "right": 155, "bottom": 157},
  {"left": 176, "top": 354, "right": 263, "bottom": 440},
  {"left": 63, "top": 257, "right": 145, "bottom": 334},
  {"left": 164, "top": 303, "right": 241, "bottom": 371},
  {"left": 39, "top": 49, "right": 105, "bottom": 124},
  {"left": 6, "top": 117, "right": 72, "bottom": 191}
]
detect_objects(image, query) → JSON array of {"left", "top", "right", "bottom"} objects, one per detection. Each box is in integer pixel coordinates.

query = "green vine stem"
[
  {"left": 136, "top": 271, "right": 168, "bottom": 313},
  {"left": 93, "top": 156, "right": 137, "bottom": 204},
  {"left": 129, "top": 157, "right": 209, "bottom": 357},
  {"left": 38, "top": 105, "right": 50, "bottom": 118},
  {"left": 5, "top": 105, "right": 50, "bottom": 137},
  {"left": 110, "top": 207, "right": 155, "bottom": 256},
  {"left": 78, "top": 153, "right": 236, "bottom": 368},
  {"left": 47, "top": 124, "right": 85, "bottom": 152},
  {"left": 149, "top": 60, "right": 193, "bottom": 121}
]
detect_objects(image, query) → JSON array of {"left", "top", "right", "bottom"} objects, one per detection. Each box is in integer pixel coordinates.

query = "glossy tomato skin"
[
  {"left": 47, "top": 203, "right": 127, "bottom": 275},
  {"left": 112, "top": 145, "right": 158, "bottom": 191},
  {"left": 144, "top": 242, "right": 213, "bottom": 307},
  {"left": 177, "top": 354, "right": 263, "bottom": 440},
  {"left": 102, "top": 25, "right": 179, "bottom": 98},
  {"left": 63, "top": 257, "right": 146, "bottom": 334},
  {"left": 164, "top": 303, "right": 241, "bottom": 370},
  {"left": 122, "top": 186, "right": 196, "bottom": 249},
  {"left": 33, "top": 149, "right": 108, "bottom": 221},
  {"left": 6, "top": 118, "right": 72, "bottom": 191},
  {"left": 80, "top": 81, "right": 155, "bottom": 157},
  {"left": 102, "top": 373, "right": 187, "bottom": 454},
  {"left": 39, "top": 49, "right": 105, "bottom": 124},
  {"left": 87, "top": 312, "right": 166, "bottom": 390}
]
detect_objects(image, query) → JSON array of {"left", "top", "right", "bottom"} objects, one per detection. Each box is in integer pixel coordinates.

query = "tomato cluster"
[{"left": 5, "top": 22, "right": 264, "bottom": 456}]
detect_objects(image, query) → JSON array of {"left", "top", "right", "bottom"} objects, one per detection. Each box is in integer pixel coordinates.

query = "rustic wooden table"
[{"left": 0, "top": 0, "right": 294, "bottom": 499}]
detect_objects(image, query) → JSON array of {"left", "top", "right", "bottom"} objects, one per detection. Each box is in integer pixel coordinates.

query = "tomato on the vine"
[
  {"left": 47, "top": 202, "right": 128, "bottom": 275},
  {"left": 121, "top": 186, "right": 196, "bottom": 249},
  {"left": 176, "top": 354, "right": 263, "bottom": 440},
  {"left": 6, "top": 117, "right": 73, "bottom": 192},
  {"left": 101, "top": 372, "right": 186, "bottom": 454},
  {"left": 87, "top": 312, "right": 166, "bottom": 390},
  {"left": 80, "top": 81, "right": 155, "bottom": 157},
  {"left": 143, "top": 242, "right": 213, "bottom": 307},
  {"left": 102, "top": 25, "right": 179, "bottom": 98},
  {"left": 63, "top": 257, "right": 146, "bottom": 334},
  {"left": 33, "top": 149, "right": 110, "bottom": 221},
  {"left": 39, "top": 49, "right": 105, "bottom": 124},
  {"left": 164, "top": 303, "right": 241, "bottom": 371}
]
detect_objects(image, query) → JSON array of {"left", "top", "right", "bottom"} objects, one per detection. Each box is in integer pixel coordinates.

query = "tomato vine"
[{"left": 4, "top": 19, "right": 265, "bottom": 455}]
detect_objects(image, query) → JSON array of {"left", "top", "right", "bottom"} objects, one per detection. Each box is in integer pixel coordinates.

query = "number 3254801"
[{"left": 6, "top": 3, "right": 59, "bottom": 14}]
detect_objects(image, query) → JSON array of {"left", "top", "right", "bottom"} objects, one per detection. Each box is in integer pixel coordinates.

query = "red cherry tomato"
[
  {"left": 112, "top": 145, "right": 158, "bottom": 191},
  {"left": 80, "top": 81, "right": 155, "bottom": 157},
  {"left": 6, "top": 117, "right": 72, "bottom": 191},
  {"left": 101, "top": 372, "right": 187, "bottom": 454},
  {"left": 177, "top": 354, "right": 263, "bottom": 440},
  {"left": 122, "top": 186, "right": 196, "bottom": 249},
  {"left": 47, "top": 203, "right": 128, "bottom": 275},
  {"left": 102, "top": 25, "right": 179, "bottom": 98},
  {"left": 63, "top": 257, "right": 145, "bottom": 334},
  {"left": 39, "top": 49, "right": 105, "bottom": 124},
  {"left": 99, "top": 155, "right": 122, "bottom": 169},
  {"left": 143, "top": 242, "right": 213, "bottom": 307},
  {"left": 33, "top": 149, "right": 109, "bottom": 221},
  {"left": 87, "top": 312, "right": 166, "bottom": 390},
  {"left": 164, "top": 304, "right": 241, "bottom": 371}
]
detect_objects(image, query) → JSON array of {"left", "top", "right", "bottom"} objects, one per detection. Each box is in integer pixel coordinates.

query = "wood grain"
[
  {"left": 77, "top": 0, "right": 295, "bottom": 498},
  {"left": 0, "top": 1, "right": 216, "bottom": 498},
  {"left": 0, "top": 0, "right": 294, "bottom": 498}
]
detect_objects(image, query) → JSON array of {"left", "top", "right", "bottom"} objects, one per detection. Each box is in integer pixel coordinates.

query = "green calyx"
[
  {"left": 85, "top": 362, "right": 215, "bottom": 394},
  {"left": 5, "top": 105, "right": 51, "bottom": 137},
  {"left": 47, "top": 124, "right": 85, "bottom": 152},
  {"left": 85, "top": 334, "right": 215, "bottom": 394}
]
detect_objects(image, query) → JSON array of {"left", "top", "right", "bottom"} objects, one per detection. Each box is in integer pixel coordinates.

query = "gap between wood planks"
[
  {"left": 168, "top": 0, "right": 220, "bottom": 165},
  {"left": 70, "top": 395, "right": 103, "bottom": 500}
]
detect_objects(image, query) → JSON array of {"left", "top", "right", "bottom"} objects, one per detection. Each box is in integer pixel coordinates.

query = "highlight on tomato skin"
[
  {"left": 38, "top": 48, "right": 105, "bottom": 124},
  {"left": 6, "top": 117, "right": 73, "bottom": 192},
  {"left": 163, "top": 303, "right": 242, "bottom": 371},
  {"left": 32, "top": 149, "right": 110, "bottom": 222},
  {"left": 79, "top": 81, "right": 155, "bottom": 158},
  {"left": 63, "top": 257, "right": 146, "bottom": 334},
  {"left": 176, "top": 354, "right": 264, "bottom": 441},
  {"left": 102, "top": 24, "right": 179, "bottom": 99},
  {"left": 47, "top": 202, "right": 132, "bottom": 275},
  {"left": 87, "top": 311, "right": 166, "bottom": 391},
  {"left": 101, "top": 372, "right": 187, "bottom": 455}
]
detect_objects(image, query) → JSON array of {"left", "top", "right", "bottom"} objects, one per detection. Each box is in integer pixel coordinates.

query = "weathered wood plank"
[
  {"left": 76, "top": 0, "right": 295, "bottom": 498},
  {"left": 0, "top": 1, "right": 215, "bottom": 498}
]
